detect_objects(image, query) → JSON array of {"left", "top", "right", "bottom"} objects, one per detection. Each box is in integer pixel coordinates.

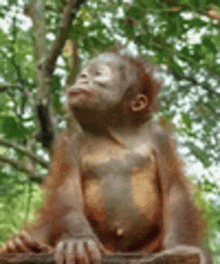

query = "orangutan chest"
[{"left": 80, "top": 145, "right": 160, "bottom": 220}]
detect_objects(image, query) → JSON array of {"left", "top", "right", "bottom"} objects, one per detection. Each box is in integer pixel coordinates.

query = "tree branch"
[
  {"left": 36, "top": 104, "right": 54, "bottom": 149},
  {"left": 28, "top": 0, "right": 86, "bottom": 151},
  {"left": 0, "top": 138, "right": 49, "bottom": 168},
  {"left": 168, "top": 69, "right": 220, "bottom": 97},
  {"left": 167, "top": 5, "right": 220, "bottom": 21},
  {"left": 0, "top": 252, "right": 201, "bottom": 264},
  {"left": 0, "top": 83, "right": 19, "bottom": 92},
  {"left": 66, "top": 35, "right": 80, "bottom": 87},
  {"left": 0, "top": 155, "right": 45, "bottom": 184},
  {"left": 45, "top": 0, "right": 86, "bottom": 74}
]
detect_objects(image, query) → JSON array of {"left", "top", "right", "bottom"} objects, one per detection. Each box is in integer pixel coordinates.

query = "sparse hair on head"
[{"left": 103, "top": 52, "right": 161, "bottom": 114}]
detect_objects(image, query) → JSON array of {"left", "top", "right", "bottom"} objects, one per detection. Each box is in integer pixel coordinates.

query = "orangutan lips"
[{"left": 68, "top": 88, "right": 94, "bottom": 97}]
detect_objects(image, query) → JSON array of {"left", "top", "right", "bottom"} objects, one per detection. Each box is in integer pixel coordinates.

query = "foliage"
[{"left": 0, "top": 174, "right": 43, "bottom": 244}]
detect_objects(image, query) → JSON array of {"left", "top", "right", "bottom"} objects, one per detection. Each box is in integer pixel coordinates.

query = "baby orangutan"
[{"left": 0, "top": 53, "right": 210, "bottom": 264}]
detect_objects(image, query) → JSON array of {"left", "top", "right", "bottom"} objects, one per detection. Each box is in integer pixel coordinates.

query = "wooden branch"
[
  {"left": 168, "top": 69, "right": 220, "bottom": 97},
  {"left": 0, "top": 138, "right": 49, "bottom": 168},
  {"left": 45, "top": 0, "right": 86, "bottom": 74},
  {"left": 36, "top": 104, "right": 54, "bottom": 150},
  {"left": 28, "top": 0, "right": 86, "bottom": 152},
  {"left": 66, "top": 35, "right": 80, "bottom": 87},
  {"left": 0, "top": 155, "right": 45, "bottom": 184},
  {"left": 0, "top": 252, "right": 201, "bottom": 264},
  {"left": 0, "top": 83, "right": 19, "bottom": 92},
  {"left": 207, "top": 9, "right": 220, "bottom": 20},
  {"left": 168, "top": 5, "right": 220, "bottom": 20}
]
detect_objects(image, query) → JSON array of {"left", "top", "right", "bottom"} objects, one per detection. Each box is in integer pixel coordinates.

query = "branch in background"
[
  {"left": 29, "top": 0, "right": 86, "bottom": 150},
  {"left": 207, "top": 8, "right": 220, "bottom": 20},
  {"left": 36, "top": 104, "right": 54, "bottom": 149},
  {"left": 45, "top": 0, "right": 86, "bottom": 74},
  {"left": 0, "top": 252, "right": 200, "bottom": 264},
  {"left": 0, "top": 138, "right": 49, "bottom": 168},
  {"left": 169, "top": 5, "right": 220, "bottom": 20},
  {"left": 0, "top": 155, "right": 45, "bottom": 184},
  {"left": 0, "top": 83, "right": 19, "bottom": 92},
  {"left": 74, "top": 0, "right": 87, "bottom": 11},
  {"left": 168, "top": 69, "right": 220, "bottom": 97},
  {"left": 66, "top": 35, "right": 80, "bottom": 86}
]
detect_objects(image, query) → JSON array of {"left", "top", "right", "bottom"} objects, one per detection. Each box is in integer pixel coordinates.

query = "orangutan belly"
[{"left": 80, "top": 142, "right": 163, "bottom": 252}]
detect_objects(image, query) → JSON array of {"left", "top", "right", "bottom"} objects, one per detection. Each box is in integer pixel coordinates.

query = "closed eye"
[
  {"left": 79, "top": 73, "right": 87, "bottom": 78},
  {"left": 95, "top": 81, "right": 105, "bottom": 88},
  {"left": 95, "top": 71, "right": 102, "bottom": 76}
]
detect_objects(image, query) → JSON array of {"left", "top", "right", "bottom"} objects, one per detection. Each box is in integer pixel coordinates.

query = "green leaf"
[
  {"left": 212, "top": 6, "right": 220, "bottom": 16},
  {"left": 134, "top": 34, "right": 150, "bottom": 47},
  {"left": 135, "top": 0, "right": 148, "bottom": 8},
  {"left": 126, "top": 6, "right": 145, "bottom": 20},
  {"left": 165, "top": 15, "right": 182, "bottom": 36},
  {"left": 0, "top": 115, "right": 28, "bottom": 140},
  {"left": 0, "top": 93, "right": 10, "bottom": 112},
  {"left": 192, "top": 0, "right": 207, "bottom": 8},
  {"left": 169, "top": 62, "right": 184, "bottom": 74},
  {"left": 185, "top": 142, "right": 211, "bottom": 168},
  {"left": 8, "top": 0, "right": 18, "bottom": 5},
  {"left": 203, "top": 36, "right": 217, "bottom": 53},
  {"left": 0, "top": 184, "right": 12, "bottom": 195},
  {"left": 181, "top": 113, "right": 192, "bottom": 130}
]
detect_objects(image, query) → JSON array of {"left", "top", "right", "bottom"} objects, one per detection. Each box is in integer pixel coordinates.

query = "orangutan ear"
[{"left": 131, "top": 94, "right": 149, "bottom": 113}]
